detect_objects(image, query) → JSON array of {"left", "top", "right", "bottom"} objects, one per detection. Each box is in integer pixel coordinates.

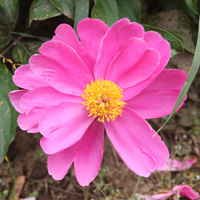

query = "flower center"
[{"left": 81, "top": 78, "right": 126, "bottom": 123}]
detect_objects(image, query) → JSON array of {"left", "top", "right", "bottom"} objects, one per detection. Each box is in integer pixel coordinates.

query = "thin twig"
[
  {"left": 0, "top": 35, "right": 23, "bottom": 56},
  {"left": 7, "top": 157, "right": 17, "bottom": 200},
  {"left": 130, "top": 176, "right": 141, "bottom": 199},
  {"left": 83, "top": 187, "right": 89, "bottom": 200},
  {"left": 93, "top": 180, "right": 107, "bottom": 198}
]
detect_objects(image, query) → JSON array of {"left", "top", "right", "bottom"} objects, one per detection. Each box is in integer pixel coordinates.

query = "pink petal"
[
  {"left": 74, "top": 120, "right": 104, "bottom": 186},
  {"left": 178, "top": 185, "right": 200, "bottom": 200},
  {"left": 48, "top": 143, "right": 78, "bottom": 180},
  {"left": 19, "top": 86, "right": 82, "bottom": 110},
  {"left": 106, "top": 37, "right": 146, "bottom": 81},
  {"left": 158, "top": 157, "right": 197, "bottom": 171},
  {"left": 120, "top": 22, "right": 144, "bottom": 40},
  {"left": 94, "top": 18, "right": 130, "bottom": 79},
  {"left": 153, "top": 40, "right": 171, "bottom": 76},
  {"left": 122, "top": 79, "right": 153, "bottom": 101},
  {"left": 13, "top": 65, "right": 48, "bottom": 90},
  {"left": 40, "top": 102, "right": 94, "bottom": 154},
  {"left": 17, "top": 108, "right": 46, "bottom": 133},
  {"left": 48, "top": 119, "right": 104, "bottom": 182},
  {"left": 144, "top": 31, "right": 163, "bottom": 48},
  {"left": 126, "top": 69, "right": 187, "bottom": 119},
  {"left": 127, "top": 90, "right": 185, "bottom": 119},
  {"left": 94, "top": 19, "right": 144, "bottom": 79},
  {"left": 105, "top": 107, "right": 169, "bottom": 176},
  {"left": 106, "top": 37, "right": 160, "bottom": 89},
  {"left": 30, "top": 41, "right": 93, "bottom": 96},
  {"left": 27, "top": 125, "right": 39, "bottom": 133},
  {"left": 136, "top": 185, "right": 199, "bottom": 200},
  {"left": 47, "top": 120, "right": 104, "bottom": 184},
  {"left": 52, "top": 23, "right": 80, "bottom": 52},
  {"left": 135, "top": 193, "right": 171, "bottom": 200},
  {"left": 77, "top": 18, "right": 109, "bottom": 74},
  {"left": 152, "top": 185, "right": 200, "bottom": 200},
  {"left": 142, "top": 69, "right": 187, "bottom": 91},
  {"left": 9, "top": 90, "right": 29, "bottom": 113},
  {"left": 122, "top": 33, "right": 171, "bottom": 101},
  {"left": 52, "top": 19, "right": 109, "bottom": 75},
  {"left": 144, "top": 31, "right": 171, "bottom": 75}
]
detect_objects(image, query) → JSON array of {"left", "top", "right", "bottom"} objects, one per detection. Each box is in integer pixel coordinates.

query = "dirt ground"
[{"left": 0, "top": 53, "right": 200, "bottom": 200}]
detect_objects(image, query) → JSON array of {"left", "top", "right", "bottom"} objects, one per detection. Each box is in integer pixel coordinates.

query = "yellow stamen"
[{"left": 82, "top": 78, "right": 126, "bottom": 123}]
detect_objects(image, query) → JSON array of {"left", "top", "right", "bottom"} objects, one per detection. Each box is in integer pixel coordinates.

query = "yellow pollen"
[{"left": 81, "top": 78, "right": 126, "bottom": 123}]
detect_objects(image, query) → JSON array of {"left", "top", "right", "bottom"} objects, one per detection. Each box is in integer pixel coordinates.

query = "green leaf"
[
  {"left": 0, "top": 4, "right": 19, "bottom": 30},
  {"left": 0, "top": 6, "right": 10, "bottom": 25},
  {"left": 0, "top": 20, "right": 11, "bottom": 49},
  {"left": 49, "top": 0, "right": 75, "bottom": 19},
  {"left": 0, "top": 0, "right": 18, "bottom": 21},
  {"left": 184, "top": 0, "right": 198, "bottom": 14},
  {"left": 12, "top": 41, "right": 43, "bottom": 64},
  {"left": 116, "top": 0, "right": 141, "bottom": 22},
  {"left": 0, "top": 5, "right": 19, "bottom": 50},
  {"left": 157, "top": 16, "right": 200, "bottom": 133},
  {"left": 91, "top": 0, "right": 119, "bottom": 27},
  {"left": 0, "top": 62, "right": 18, "bottom": 164},
  {"left": 143, "top": 10, "right": 195, "bottom": 53},
  {"left": 143, "top": 25, "right": 183, "bottom": 54},
  {"left": 74, "top": 0, "right": 90, "bottom": 32},
  {"left": 29, "top": 0, "right": 62, "bottom": 26}
]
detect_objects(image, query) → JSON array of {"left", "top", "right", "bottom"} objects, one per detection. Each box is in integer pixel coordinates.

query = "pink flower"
[
  {"left": 136, "top": 185, "right": 200, "bottom": 200},
  {"left": 158, "top": 157, "right": 197, "bottom": 171},
  {"left": 9, "top": 18, "right": 187, "bottom": 186}
]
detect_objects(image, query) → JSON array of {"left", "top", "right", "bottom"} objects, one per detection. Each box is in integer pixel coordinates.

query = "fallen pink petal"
[
  {"left": 158, "top": 157, "right": 197, "bottom": 171},
  {"left": 20, "top": 198, "right": 36, "bottom": 200},
  {"left": 136, "top": 184, "right": 200, "bottom": 200},
  {"left": 9, "top": 18, "right": 188, "bottom": 186}
]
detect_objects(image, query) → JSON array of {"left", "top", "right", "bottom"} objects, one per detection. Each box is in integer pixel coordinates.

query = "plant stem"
[
  {"left": 130, "top": 176, "right": 141, "bottom": 199},
  {"left": 93, "top": 180, "right": 107, "bottom": 198},
  {"left": 6, "top": 156, "right": 16, "bottom": 200},
  {"left": 0, "top": 35, "right": 23, "bottom": 56}
]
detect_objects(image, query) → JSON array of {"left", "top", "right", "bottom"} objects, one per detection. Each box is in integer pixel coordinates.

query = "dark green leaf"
[
  {"left": 0, "top": 5, "right": 19, "bottom": 51},
  {"left": 49, "top": 0, "right": 75, "bottom": 19},
  {"left": 157, "top": 16, "right": 200, "bottom": 133},
  {"left": 0, "top": 20, "right": 11, "bottom": 49},
  {"left": 0, "top": 62, "right": 18, "bottom": 164},
  {"left": 0, "top": 4, "right": 19, "bottom": 30},
  {"left": 12, "top": 41, "right": 43, "bottom": 64},
  {"left": 29, "top": 0, "right": 62, "bottom": 26},
  {"left": 91, "top": 0, "right": 119, "bottom": 27},
  {"left": 0, "top": 0, "right": 18, "bottom": 21},
  {"left": 74, "top": 0, "right": 90, "bottom": 32},
  {"left": 184, "top": 0, "right": 198, "bottom": 14},
  {"left": 143, "top": 10, "right": 195, "bottom": 53},
  {"left": 116, "top": 0, "right": 141, "bottom": 22},
  {"left": 143, "top": 25, "right": 183, "bottom": 54},
  {"left": 0, "top": 6, "right": 10, "bottom": 25}
]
